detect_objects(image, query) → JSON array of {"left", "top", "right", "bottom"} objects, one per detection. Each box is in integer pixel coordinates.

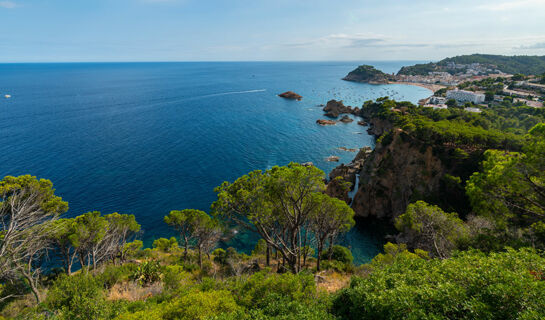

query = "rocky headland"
[{"left": 342, "top": 65, "right": 396, "bottom": 84}]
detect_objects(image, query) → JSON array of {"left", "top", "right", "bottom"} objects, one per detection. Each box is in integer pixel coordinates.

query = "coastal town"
[
  {"left": 418, "top": 72, "right": 545, "bottom": 111},
  {"left": 342, "top": 56, "right": 545, "bottom": 112}
]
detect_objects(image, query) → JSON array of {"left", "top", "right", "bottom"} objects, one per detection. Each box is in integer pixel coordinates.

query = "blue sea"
[{"left": 0, "top": 61, "right": 430, "bottom": 263}]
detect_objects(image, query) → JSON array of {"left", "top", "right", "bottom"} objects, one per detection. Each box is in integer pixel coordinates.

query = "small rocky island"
[
  {"left": 342, "top": 65, "right": 395, "bottom": 84},
  {"left": 278, "top": 91, "right": 302, "bottom": 100}
]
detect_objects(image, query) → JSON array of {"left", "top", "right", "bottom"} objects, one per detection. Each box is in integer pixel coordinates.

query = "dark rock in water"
[
  {"left": 278, "top": 91, "right": 302, "bottom": 100},
  {"left": 357, "top": 120, "right": 368, "bottom": 126},
  {"left": 323, "top": 99, "right": 353, "bottom": 118},
  {"left": 326, "top": 156, "right": 340, "bottom": 162},
  {"left": 316, "top": 119, "right": 337, "bottom": 126},
  {"left": 340, "top": 115, "right": 353, "bottom": 123}
]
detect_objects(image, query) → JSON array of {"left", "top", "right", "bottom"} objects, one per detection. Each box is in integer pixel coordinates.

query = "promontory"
[{"left": 342, "top": 65, "right": 395, "bottom": 84}]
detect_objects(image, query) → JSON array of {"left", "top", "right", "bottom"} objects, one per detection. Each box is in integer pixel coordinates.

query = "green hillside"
[{"left": 398, "top": 54, "right": 545, "bottom": 76}]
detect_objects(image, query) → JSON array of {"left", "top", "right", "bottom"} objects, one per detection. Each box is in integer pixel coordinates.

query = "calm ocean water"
[{"left": 0, "top": 62, "right": 430, "bottom": 263}]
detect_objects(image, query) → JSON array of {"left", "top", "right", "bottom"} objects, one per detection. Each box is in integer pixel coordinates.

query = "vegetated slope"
[{"left": 397, "top": 54, "right": 545, "bottom": 76}]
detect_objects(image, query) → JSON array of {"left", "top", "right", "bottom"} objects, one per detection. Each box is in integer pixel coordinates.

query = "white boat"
[{"left": 4, "top": 94, "right": 11, "bottom": 99}]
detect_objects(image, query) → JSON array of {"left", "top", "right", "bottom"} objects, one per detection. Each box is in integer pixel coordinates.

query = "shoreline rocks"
[
  {"left": 326, "top": 147, "right": 373, "bottom": 203},
  {"left": 340, "top": 115, "right": 353, "bottom": 123},
  {"left": 316, "top": 119, "right": 337, "bottom": 126},
  {"left": 357, "top": 120, "right": 367, "bottom": 126},
  {"left": 326, "top": 156, "right": 340, "bottom": 162},
  {"left": 338, "top": 147, "right": 358, "bottom": 152},
  {"left": 278, "top": 91, "right": 302, "bottom": 100},
  {"left": 323, "top": 100, "right": 354, "bottom": 118}
]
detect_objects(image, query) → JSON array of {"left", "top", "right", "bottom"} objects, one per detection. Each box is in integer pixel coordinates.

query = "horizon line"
[{"left": 0, "top": 59, "right": 434, "bottom": 64}]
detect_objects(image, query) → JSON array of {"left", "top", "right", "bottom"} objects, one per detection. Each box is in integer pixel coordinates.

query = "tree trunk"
[
  {"left": 78, "top": 253, "right": 85, "bottom": 271},
  {"left": 266, "top": 244, "right": 270, "bottom": 267},
  {"left": 26, "top": 277, "right": 40, "bottom": 304},
  {"left": 316, "top": 241, "right": 324, "bottom": 271},
  {"left": 198, "top": 247, "right": 202, "bottom": 267},
  {"left": 183, "top": 235, "right": 189, "bottom": 259},
  {"left": 327, "top": 236, "right": 334, "bottom": 261}
]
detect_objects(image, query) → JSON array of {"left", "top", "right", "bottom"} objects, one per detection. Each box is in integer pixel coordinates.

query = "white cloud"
[
  {"left": 284, "top": 33, "right": 387, "bottom": 48},
  {"left": 0, "top": 1, "right": 16, "bottom": 8},
  {"left": 516, "top": 42, "right": 545, "bottom": 49},
  {"left": 477, "top": 0, "right": 545, "bottom": 11}
]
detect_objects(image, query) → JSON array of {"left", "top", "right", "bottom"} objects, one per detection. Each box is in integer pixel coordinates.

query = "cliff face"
[{"left": 351, "top": 129, "right": 446, "bottom": 220}]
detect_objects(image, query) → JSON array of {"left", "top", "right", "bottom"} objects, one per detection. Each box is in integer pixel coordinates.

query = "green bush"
[
  {"left": 162, "top": 290, "right": 240, "bottom": 320},
  {"left": 232, "top": 271, "right": 317, "bottom": 309},
  {"left": 162, "top": 265, "right": 193, "bottom": 292},
  {"left": 331, "top": 248, "right": 545, "bottom": 319},
  {"left": 46, "top": 273, "right": 107, "bottom": 320},
  {"left": 97, "top": 263, "right": 138, "bottom": 289},
  {"left": 152, "top": 237, "right": 178, "bottom": 252},
  {"left": 322, "top": 245, "right": 353, "bottom": 265}
]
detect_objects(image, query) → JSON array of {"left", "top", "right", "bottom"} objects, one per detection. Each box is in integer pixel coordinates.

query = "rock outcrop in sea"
[
  {"left": 339, "top": 115, "right": 353, "bottom": 123},
  {"left": 278, "top": 91, "right": 302, "bottom": 100},
  {"left": 316, "top": 119, "right": 337, "bottom": 126},
  {"left": 322, "top": 99, "right": 358, "bottom": 118}
]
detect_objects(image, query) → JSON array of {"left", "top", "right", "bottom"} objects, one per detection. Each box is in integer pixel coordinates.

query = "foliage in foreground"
[{"left": 332, "top": 248, "right": 545, "bottom": 320}]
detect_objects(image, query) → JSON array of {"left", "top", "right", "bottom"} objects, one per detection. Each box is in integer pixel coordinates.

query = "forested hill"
[
  {"left": 342, "top": 65, "right": 395, "bottom": 84},
  {"left": 397, "top": 54, "right": 545, "bottom": 76}
]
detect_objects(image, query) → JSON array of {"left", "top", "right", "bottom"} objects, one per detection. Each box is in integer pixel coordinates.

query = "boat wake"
[{"left": 198, "top": 89, "right": 266, "bottom": 99}]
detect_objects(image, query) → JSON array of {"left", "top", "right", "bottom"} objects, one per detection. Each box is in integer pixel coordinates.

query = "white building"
[
  {"left": 465, "top": 107, "right": 482, "bottom": 113},
  {"left": 429, "top": 96, "right": 447, "bottom": 104},
  {"left": 446, "top": 89, "right": 485, "bottom": 104}
]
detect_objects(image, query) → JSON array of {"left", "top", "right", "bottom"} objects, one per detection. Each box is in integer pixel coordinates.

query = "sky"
[{"left": 1, "top": 0, "right": 545, "bottom": 62}]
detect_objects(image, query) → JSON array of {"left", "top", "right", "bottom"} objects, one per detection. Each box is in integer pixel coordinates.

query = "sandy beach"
[{"left": 389, "top": 81, "right": 446, "bottom": 93}]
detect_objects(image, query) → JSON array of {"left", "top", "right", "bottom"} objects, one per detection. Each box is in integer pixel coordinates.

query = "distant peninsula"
[{"left": 342, "top": 65, "right": 395, "bottom": 84}]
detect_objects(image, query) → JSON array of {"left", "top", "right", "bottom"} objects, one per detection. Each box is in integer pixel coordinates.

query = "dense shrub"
[
  {"left": 152, "top": 237, "right": 178, "bottom": 252},
  {"left": 46, "top": 273, "right": 107, "bottom": 320},
  {"left": 331, "top": 248, "right": 545, "bottom": 319},
  {"left": 162, "top": 265, "right": 193, "bottom": 292},
  {"left": 322, "top": 245, "right": 353, "bottom": 265},
  {"left": 232, "top": 271, "right": 317, "bottom": 309},
  {"left": 97, "top": 263, "right": 138, "bottom": 289},
  {"left": 162, "top": 290, "right": 240, "bottom": 320}
]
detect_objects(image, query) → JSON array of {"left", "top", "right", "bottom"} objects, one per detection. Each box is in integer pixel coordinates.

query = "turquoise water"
[{"left": 0, "top": 62, "right": 430, "bottom": 263}]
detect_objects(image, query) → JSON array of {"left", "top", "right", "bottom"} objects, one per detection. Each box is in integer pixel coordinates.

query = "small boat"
[{"left": 4, "top": 94, "right": 11, "bottom": 99}]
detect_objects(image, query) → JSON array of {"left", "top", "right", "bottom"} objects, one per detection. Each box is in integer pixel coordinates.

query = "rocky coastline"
[{"left": 322, "top": 98, "right": 461, "bottom": 222}]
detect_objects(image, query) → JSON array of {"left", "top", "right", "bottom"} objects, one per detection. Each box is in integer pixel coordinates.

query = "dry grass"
[
  {"left": 316, "top": 270, "right": 351, "bottom": 293},
  {"left": 107, "top": 281, "right": 163, "bottom": 301}
]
